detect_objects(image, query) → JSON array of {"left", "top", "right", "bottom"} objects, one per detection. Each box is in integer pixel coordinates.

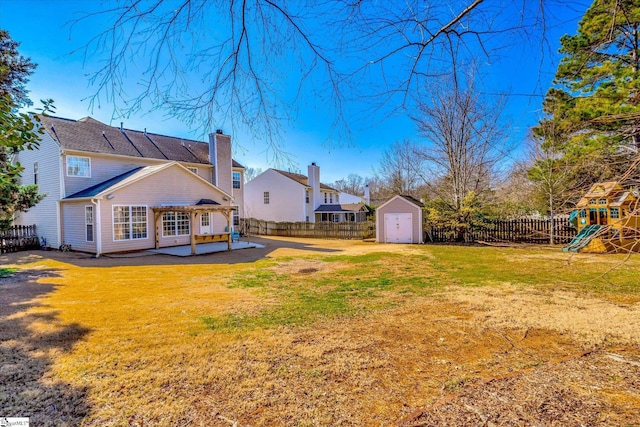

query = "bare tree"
[
  {"left": 72, "top": 1, "right": 581, "bottom": 148},
  {"left": 243, "top": 167, "right": 263, "bottom": 183},
  {"left": 332, "top": 173, "right": 366, "bottom": 196},
  {"left": 374, "top": 140, "right": 426, "bottom": 198},
  {"left": 413, "top": 76, "right": 508, "bottom": 219}
]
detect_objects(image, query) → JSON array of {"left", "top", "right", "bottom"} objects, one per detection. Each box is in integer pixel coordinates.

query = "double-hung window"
[
  {"left": 264, "top": 192, "right": 270, "bottom": 204},
  {"left": 162, "top": 212, "right": 190, "bottom": 236},
  {"left": 233, "top": 172, "right": 241, "bottom": 189},
  {"left": 67, "top": 156, "right": 91, "bottom": 177},
  {"left": 85, "top": 206, "right": 94, "bottom": 242},
  {"left": 113, "top": 206, "right": 147, "bottom": 240}
]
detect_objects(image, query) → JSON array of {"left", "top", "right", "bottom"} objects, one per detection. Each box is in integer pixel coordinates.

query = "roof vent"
[
  {"left": 215, "top": 129, "right": 223, "bottom": 134},
  {"left": 120, "top": 122, "right": 123, "bottom": 131},
  {"left": 181, "top": 140, "right": 185, "bottom": 146}
]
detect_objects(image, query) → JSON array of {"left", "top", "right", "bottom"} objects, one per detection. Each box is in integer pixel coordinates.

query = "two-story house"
[
  {"left": 13, "top": 116, "right": 244, "bottom": 256},
  {"left": 244, "top": 163, "right": 368, "bottom": 223}
]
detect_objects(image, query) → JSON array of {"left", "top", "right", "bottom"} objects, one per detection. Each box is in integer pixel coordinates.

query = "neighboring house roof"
[
  {"left": 272, "top": 169, "right": 337, "bottom": 191},
  {"left": 38, "top": 115, "right": 244, "bottom": 168},
  {"left": 314, "top": 203, "right": 369, "bottom": 213},
  {"left": 63, "top": 162, "right": 233, "bottom": 201}
]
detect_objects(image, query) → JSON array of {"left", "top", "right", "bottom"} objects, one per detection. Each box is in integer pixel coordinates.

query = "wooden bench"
[{"left": 194, "top": 233, "right": 230, "bottom": 243}]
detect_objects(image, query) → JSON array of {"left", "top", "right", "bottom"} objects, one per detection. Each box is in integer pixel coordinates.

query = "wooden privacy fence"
[
  {"left": 241, "top": 218, "right": 376, "bottom": 239},
  {"left": 424, "top": 218, "right": 576, "bottom": 245},
  {"left": 1, "top": 225, "right": 39, "bottom": 253}
]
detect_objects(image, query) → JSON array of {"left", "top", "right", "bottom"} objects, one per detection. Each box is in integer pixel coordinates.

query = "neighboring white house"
[
  {"left": 244, "top": 163, "right": 369, "bottom": 223},
  {"left": 13, "top": 116, "right": 245, "bottom": 255}
]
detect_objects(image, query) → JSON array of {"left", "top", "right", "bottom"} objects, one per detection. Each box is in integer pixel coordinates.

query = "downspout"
[
  {"left": 91, "top": 198, "right": 102, "bottom": 257},
  {"left": 58, "top": 150, "right": 65, "bottom": 247}
]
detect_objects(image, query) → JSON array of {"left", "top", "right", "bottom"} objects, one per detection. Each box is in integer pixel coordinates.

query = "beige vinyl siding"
[
  {"left": 232, "top": 167, "right": 244, "bottom": 218},
  {"left": 61, "top": 202, "right": 97, "bottom": 253},
  {"left": 98, "top": 165, "right": 230, "bottom": 254},
  {"left": 63, "top": 152, "right": 214, "bottom": 196},
  {"left": 13, "top": 132, "right": 62, "bottom": 248},
  {"left": 376, "top": 197, "right": 423, "bottom": 244}
]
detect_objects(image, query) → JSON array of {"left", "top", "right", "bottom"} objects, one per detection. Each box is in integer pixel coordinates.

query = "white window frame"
[
  {"left": 85, "top": 205, "right": 94, "bottom": 242},
  {"left": 232, "top": 171, "right": 241, "bottom": 189},
  {"left": 329, "top": 193, "right": 333, "bottom": 203},
  {"left": 332, "top": 213, "right": 340, "bottom": 222},
  {"left": 232, "top": 206, "right": 240, "bottom": 226},
  {"left": 113, "top": 205, "right": 148, "bottom": 241},
  {"left": 305, "top": 189, "right": 310, "bottom": 204},
  {"left": 264, "top": 191, "right": 270, "bottom": 204},
  {"left": 324, "top": 192, "right": 328, "bottom": 203},
  {"left": 200, "top": 212, "right": 211, "bottom": 234},
  {"left": 162, "top": 211, "right": 191, "bottom": 237},
  {"left": 34, "top": 161, "right": 38, "bottom": 185},
  {"left": 66, "top": 155, "right": 91, "bottom": 177}
]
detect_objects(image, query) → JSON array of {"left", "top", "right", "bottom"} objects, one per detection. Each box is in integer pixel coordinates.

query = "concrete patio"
[{"left": 147, "top": 240, "right": 264, "bottom": 257}]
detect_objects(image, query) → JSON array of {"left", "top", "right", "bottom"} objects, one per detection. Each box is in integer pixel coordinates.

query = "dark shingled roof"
[
  {"left": 39, "top": 116, "right": 244, "bottom": 168},
  {"left": 314, "top": 203, "right": 369, "bottom": 213},
  {"left": 398, "top": 195, "right": 424, "bottom": 207},
  {"left": 273, "top": 169, "right": 337, "bottom": 191},
  {"left": 65, "top": 167, "right": 144, "bottom": 199},
  {"left": 195, "top": 199, "right": 220, "bottom": 205}
]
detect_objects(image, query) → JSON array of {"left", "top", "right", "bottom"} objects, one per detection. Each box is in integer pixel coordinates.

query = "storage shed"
[{"left": 376, "top": 195, "right": 424, "bottom": 244}]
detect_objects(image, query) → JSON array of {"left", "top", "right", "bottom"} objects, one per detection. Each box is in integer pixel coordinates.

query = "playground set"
[{"left": 564, "top": 181, "right": 640, "bottom": 253}]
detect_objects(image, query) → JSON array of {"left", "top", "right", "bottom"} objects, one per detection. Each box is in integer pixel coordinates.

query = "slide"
[{"left": 562, "top": 224, "right": 601, "bottom": 252}]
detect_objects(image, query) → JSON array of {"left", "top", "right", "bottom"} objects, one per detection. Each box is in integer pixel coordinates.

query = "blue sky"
[{"left": 1, "top": 0, "right": 589, "bottom": 183}]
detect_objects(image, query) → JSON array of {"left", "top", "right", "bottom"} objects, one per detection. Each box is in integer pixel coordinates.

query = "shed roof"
[
  {"left": 39, "top": 115, "right": 244, "bottom": 168},
  {"left": 377, "top": 194, "right": 425, "bottom": 211}
]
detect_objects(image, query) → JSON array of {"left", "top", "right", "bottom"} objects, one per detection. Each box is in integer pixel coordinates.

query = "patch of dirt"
[
  {"left": 447, "top": 284, "right": 640, "bottom": 347},
  {"left": 398, "top": 348, "right": 640, "bottom": 426},
  {"left": 271, "top": 258, "right": 332, "bottom": 275}
]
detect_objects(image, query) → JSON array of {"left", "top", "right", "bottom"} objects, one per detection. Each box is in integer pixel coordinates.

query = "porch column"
[
  {"left": 223, "top": 210, "right": 232, "bottom": 251},
  {"left": 154, "top": 211, "right": 162, "bottom": 249},
  {"left": 190, "top": 211, "right": 197, "bottom": 255}
]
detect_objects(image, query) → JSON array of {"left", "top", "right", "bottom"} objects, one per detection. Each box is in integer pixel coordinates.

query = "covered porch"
[{"left": 151, "top": 204, "right": 236, "bottom": 255}]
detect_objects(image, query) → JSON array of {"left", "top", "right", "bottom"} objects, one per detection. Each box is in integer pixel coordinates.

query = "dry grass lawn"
[{"left": 1, "top": 236, "right": 639, "bottom": 426}]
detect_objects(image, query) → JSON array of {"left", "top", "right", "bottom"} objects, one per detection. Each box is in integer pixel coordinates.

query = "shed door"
[{"left": 384, "top": 213, "right": 412, "bottom": 243}]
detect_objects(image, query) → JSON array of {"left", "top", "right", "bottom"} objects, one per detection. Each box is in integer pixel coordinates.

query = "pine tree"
[
  {"left": 536, "top": 0, "right": 640, "bottom": 155},
  {"left": 0, "top": 31, "right": 52, "bottom": 230}
]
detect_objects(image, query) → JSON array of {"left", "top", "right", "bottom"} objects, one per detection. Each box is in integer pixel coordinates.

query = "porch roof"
[{"left": 315, "top": 203, "right": 369, "bottom": 213}]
